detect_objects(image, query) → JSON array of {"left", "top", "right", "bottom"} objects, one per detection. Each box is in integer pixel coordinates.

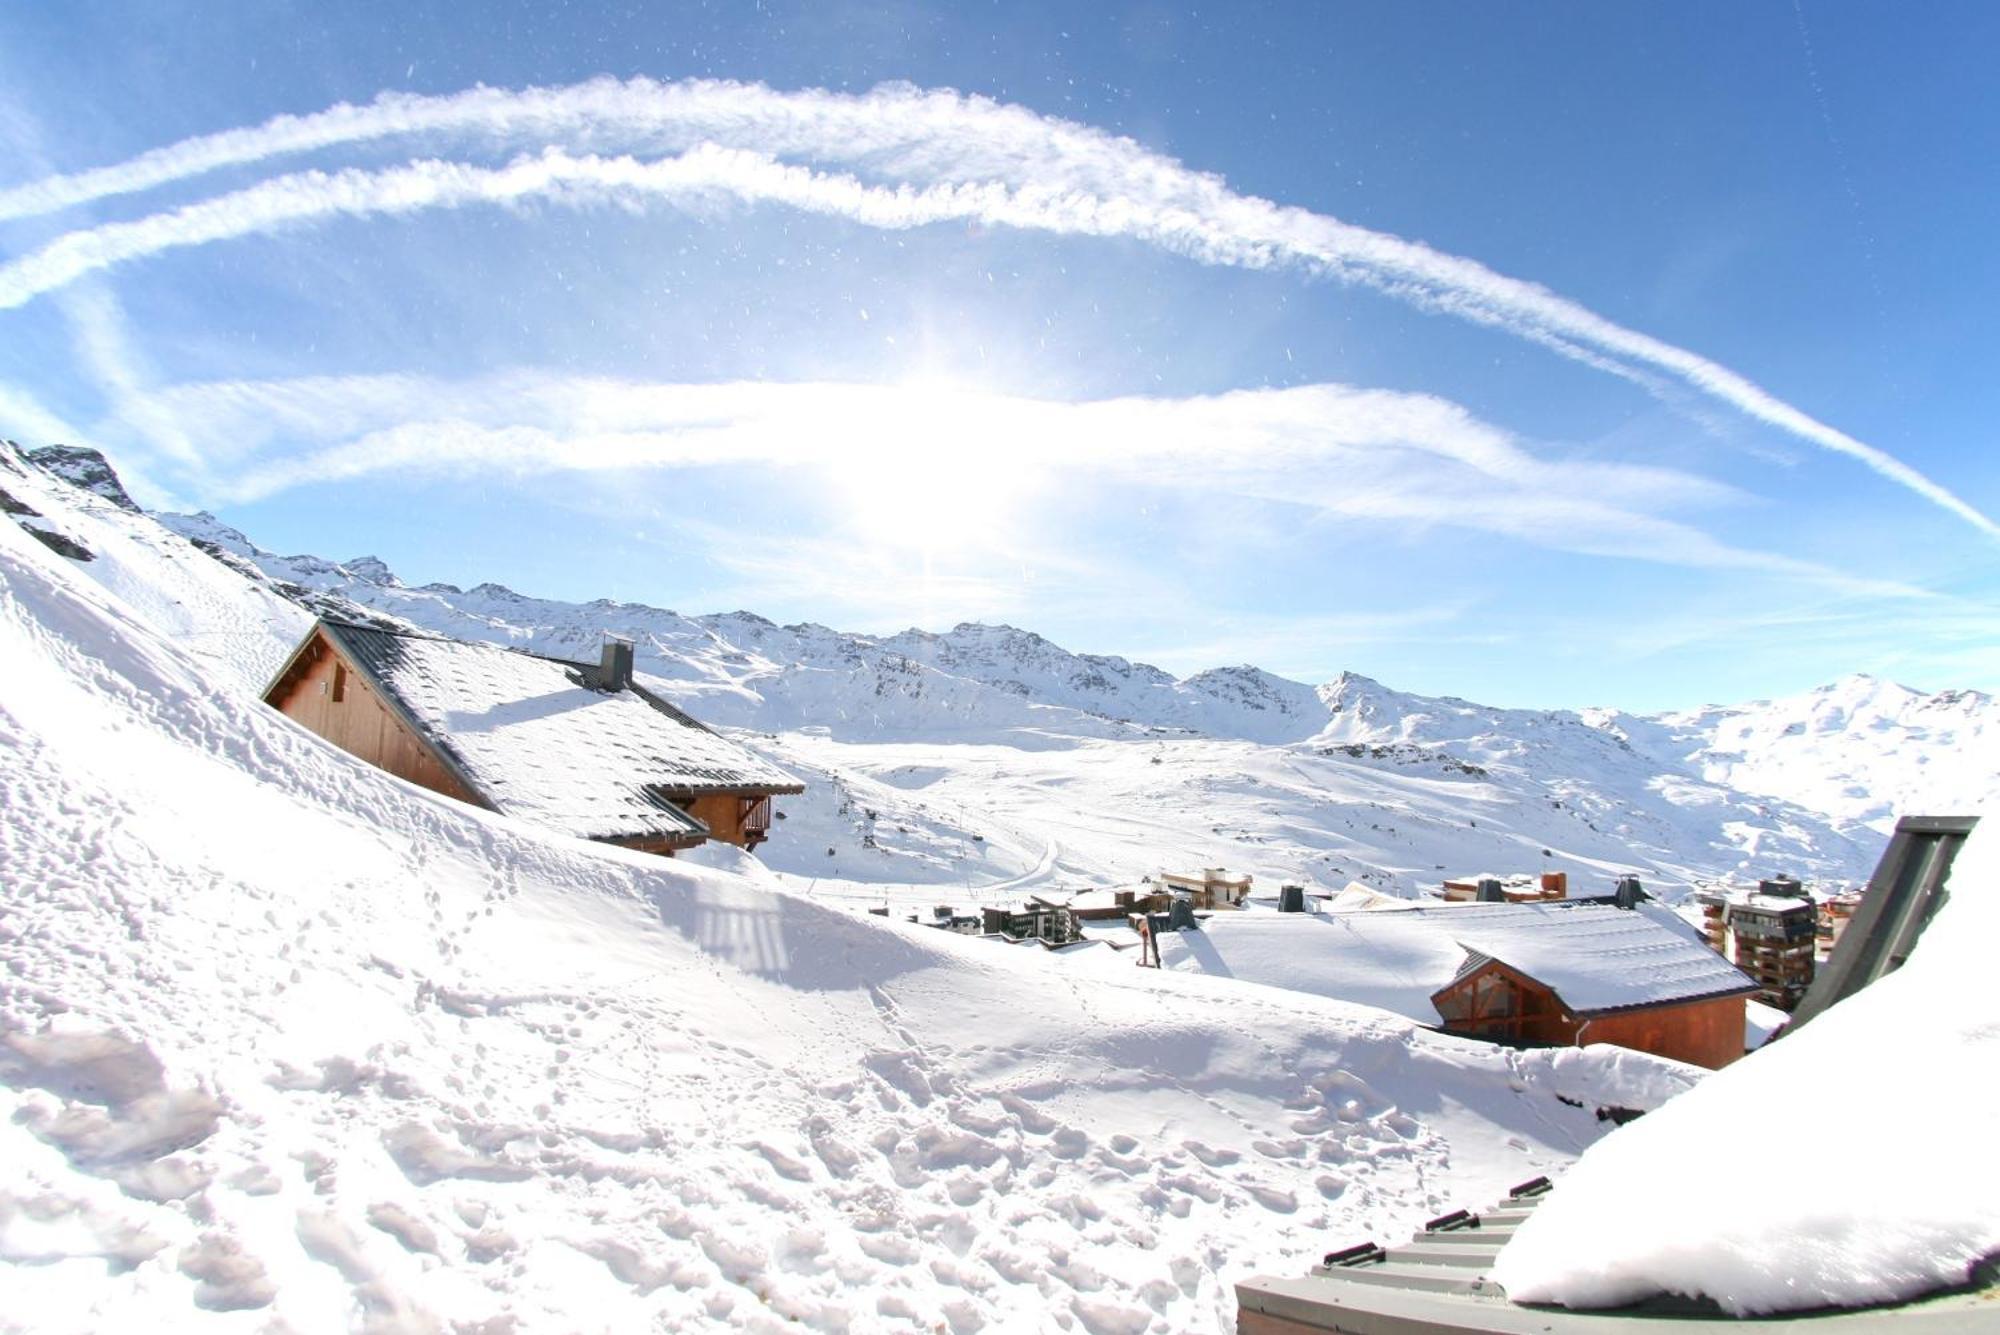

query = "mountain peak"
[
  {"left": 343, "top": 555, "right": 399, "bottom": 586},
  {"left": 25, "top": 445, "right": 140, "bottom": 512}
]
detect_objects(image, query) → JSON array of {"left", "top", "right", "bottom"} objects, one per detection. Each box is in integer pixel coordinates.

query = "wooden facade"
[
  {"left": 680, "top": 792, "right": 775, "bottom": 851},
  {"left": 1431, "top": 958, "right": 1747, "bottom": 1070},
  {"left": 264, "top": 631, "right": 485, "bottom": 809}
]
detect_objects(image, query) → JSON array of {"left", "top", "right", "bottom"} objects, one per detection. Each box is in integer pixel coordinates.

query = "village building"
[
  {"left": 1692, "top": 876, "right": 1820, "bottom": 1010},
  {"left": 262, "top": 619, "right": 803, "bottom": 857},
  {"left": 1439, "top": 871, "right": 1567, "bottom": 903},
  {"left": 1724, "top": 885, "right": 1818, "bottom": 1010},
  {"left": 980, "top": 902, "right": 1083, "bottom": 946},
  {"left": 1155, "top": 867, "right": 1253, "bottom": 909},
  {"left": 1151, "top": 896, "right": 1757, "bottom": 1068}
]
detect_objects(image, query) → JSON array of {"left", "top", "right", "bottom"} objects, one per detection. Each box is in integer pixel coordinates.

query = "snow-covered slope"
[
  {"left": 2, "top": 443, "right": 311, "bottom": 692},
  {"left": 1, "top": 444, "right": 1688, "bottom": 1332}
]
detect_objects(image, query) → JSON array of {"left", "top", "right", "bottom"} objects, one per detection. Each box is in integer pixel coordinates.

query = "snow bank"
[
  {"left": 1491, "top": 822, "right": 2000, "bottom": 1315},
  {"left": 0, "top": 459, "right": 1672, "bottom": 1331}
]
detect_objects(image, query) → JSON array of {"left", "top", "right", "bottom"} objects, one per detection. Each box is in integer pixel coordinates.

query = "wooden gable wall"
[{"left": 265, "top": 631, "right": 485, "bottom": 809}]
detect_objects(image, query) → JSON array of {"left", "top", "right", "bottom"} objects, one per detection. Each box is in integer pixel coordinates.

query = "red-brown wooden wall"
[{"left": 266, "top": 633, "right": 484, "bottom": 808}]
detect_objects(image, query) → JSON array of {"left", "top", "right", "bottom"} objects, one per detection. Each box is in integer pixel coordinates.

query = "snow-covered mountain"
[
  {"left": 1590, "top": 679, "right": 1997, "bottom": 837},
  {"left": 2, "top": 436, "right": 1708, "bottom": 1332},
  {"left": 14, "top": 445, "right": 1988, "bottom": 904},
  {"left": 147, "top": 498, "right": 1998, "bottom": 846}
]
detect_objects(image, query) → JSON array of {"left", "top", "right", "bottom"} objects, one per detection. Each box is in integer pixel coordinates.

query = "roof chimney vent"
[
  {"left": 1475, "top": 877, "right": 1505, "bottom": 903},
  {"left": 1613, "top": 875, "right": 1649, "bottom": 910},
  {"left": 1278, "top": 884, "right": 1306, "bottom": 913},
  {"left": 584, "top": 635, "right": 634, "bottom": 691}
]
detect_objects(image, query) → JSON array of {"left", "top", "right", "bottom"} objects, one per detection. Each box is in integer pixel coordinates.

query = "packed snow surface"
[
  {"left": 1491, "top": 824, "right": 2000, "bottom": 1315},
  {"left": 1, "top": 446, "right": 1691, "bottom": 1330}
]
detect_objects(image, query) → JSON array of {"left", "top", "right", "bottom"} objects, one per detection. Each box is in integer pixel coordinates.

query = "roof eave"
[{"left": 1568, "top": 981, "right": 1761, "bottom": 1019}]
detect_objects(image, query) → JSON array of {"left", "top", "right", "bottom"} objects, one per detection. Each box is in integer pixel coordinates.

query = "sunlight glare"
[{"left": 825, "top": 378, "right": 1040, "bottom": 557}]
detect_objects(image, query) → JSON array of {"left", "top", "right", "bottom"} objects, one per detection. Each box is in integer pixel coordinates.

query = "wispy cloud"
[
  {"left": 112, "top": 368, "right": 1929, "bottom": 603},
  {"left": 58, "top": 284, "right": 202, "bottom": 465},
  {"left": 0, "top": 77, "right": 1988, "bottom": 540}
]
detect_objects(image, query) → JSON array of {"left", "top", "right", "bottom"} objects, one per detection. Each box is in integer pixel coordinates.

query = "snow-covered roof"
[
  {"left": 306, "top": 620, "right": 800, "bottom": 843},
  {"left": 1155, "top": 911, "right": 1473, "bottom": 1020},
  {"left": 1155, "top": 899, "right": 1754, "bottom": 1022},
  {"left": 1442, "top": 900, "right": 1754, "bottom": 1014}
]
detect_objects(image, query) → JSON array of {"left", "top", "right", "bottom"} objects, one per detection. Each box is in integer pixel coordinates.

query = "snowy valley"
[{"left": 2, "top": 443, "right": 1994, "bottom": 1331}]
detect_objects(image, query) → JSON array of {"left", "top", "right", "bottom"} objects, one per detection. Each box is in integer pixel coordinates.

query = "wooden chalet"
[{"left": 263, "top": 619, "right": 803, "bottom": 856}]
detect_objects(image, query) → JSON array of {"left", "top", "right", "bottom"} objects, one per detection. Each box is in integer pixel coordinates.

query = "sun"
[{"left": 824, "top": 378, "right": 1039, "bottom": 558}]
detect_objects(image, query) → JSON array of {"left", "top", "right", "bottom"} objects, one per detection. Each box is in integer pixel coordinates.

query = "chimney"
[
  {"left": 1278, "top": 884, "right": 1306, "bottom": 913},
  {"left": 1476, "top": 877, "right": 1505, "bottom": 903},
  {"left": 1758, "top": 874, "right": 1805, "bottom": 899},
  {"left": 587, "top": 635, "right": 634, "bottom": 691},
  {"left": 1613, "top": 875, "right": 1649, "bottom": 910}
]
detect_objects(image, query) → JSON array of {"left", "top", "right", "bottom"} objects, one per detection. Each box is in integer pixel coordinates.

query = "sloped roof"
[
  {"left": 299, "top": 620, "right": 799, "bottom": 843},
  {"left": 1438, "top": 900, "right": 1754, "bottom": 1015},
  {"left": 1155, "top": 900, "right": 1753, "bottom": 1023}
]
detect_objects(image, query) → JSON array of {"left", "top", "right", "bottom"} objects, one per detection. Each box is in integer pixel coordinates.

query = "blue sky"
[{"left": 1, "top": 2, "right": 1994, "bottom": 711}]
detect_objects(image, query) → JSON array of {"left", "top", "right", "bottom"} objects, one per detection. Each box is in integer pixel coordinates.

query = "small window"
[{"left": 331, "top": 663, "right": 347, "bottom": 702}]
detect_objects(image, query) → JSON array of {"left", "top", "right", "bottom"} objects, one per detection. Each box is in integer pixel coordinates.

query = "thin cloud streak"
[
  {"left": 124, "top": 369, "right": 1933, "bottom": 602},
  {"left": 0, "top": 77, "right": 1988, "bottom": 539}
]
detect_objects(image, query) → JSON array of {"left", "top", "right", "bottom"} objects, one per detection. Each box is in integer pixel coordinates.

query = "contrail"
[{"left": 1, "top": 77, "right": 1989, "bottom": 538}]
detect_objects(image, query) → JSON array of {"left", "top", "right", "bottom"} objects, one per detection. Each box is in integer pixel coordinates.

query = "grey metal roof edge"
[
  {"left": 597, "top": 822, "right": 708, "bottom": 849},
  {"left": 646, "top": 780, "right": 809, "bottom": 798},
  {"left": 1785, "top": 813, "right": 1980, "bottom": 1033},
  {"left": 624, "top": 678, "right": 719, "bottom": 732},
  {"left": 1234, "top": 1270, "right": 2000, "bottom": 1333},
  {"left": 1564, "top": 976, "right": 1759, "bottom": 1019}
]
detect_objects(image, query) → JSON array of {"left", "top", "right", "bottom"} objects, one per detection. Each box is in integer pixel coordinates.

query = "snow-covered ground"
[{"left": 2, "top": 444, "right": 1699, "bottom": 1331}]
